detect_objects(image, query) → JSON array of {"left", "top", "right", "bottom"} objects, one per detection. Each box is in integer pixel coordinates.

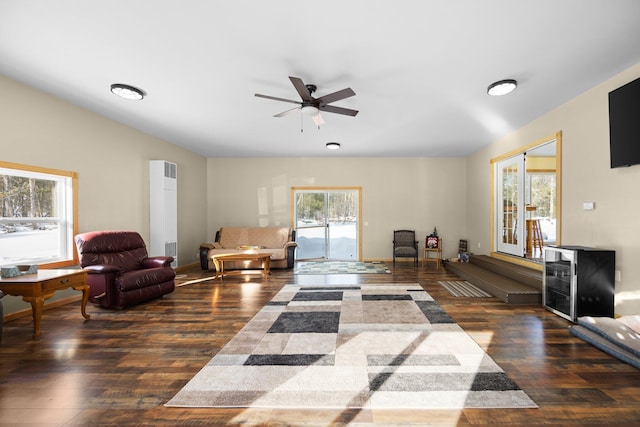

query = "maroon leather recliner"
[{"left": 74, "top": 230, "right": 175, "bottom": 309}]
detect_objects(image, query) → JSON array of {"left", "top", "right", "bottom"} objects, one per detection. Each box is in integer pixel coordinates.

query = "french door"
[
  {"left": 292, "top": 187, "right": 361, "bottom": 261},
  {"left": 496, "top": 154, "right": 525, "bottom": 256}
]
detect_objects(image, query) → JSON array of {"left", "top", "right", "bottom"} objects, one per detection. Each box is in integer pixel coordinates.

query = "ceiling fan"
[{"left": 255, "top": 76, "right": 358, "bottom": 127}]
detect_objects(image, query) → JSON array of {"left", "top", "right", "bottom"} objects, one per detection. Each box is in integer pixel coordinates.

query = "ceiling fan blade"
[
  {"left": 312, "top": 112, "right": 325, "bottom": 126},
  {"left": 319, "top": 104, "right": 359, "bottom": 117},
  {"left": 274, "top": 107, "right": 300, "bottom": 118},
  {"left": 255, "top": 93, "right": 301, "bottom": 105},
  {"left": 316, "top": 88, "right": 356, "bottom": 105},
  {"left": 289, "top": 76, "right": 313, "bottom": 102}
]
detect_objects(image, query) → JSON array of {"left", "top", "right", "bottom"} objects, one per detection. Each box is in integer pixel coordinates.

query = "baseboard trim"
[
  {"left": 175, "top": 262, "right": 199, "bottom": 273},
  {"left": 3, "top": 294, "right": 82, "bottom": 322}
]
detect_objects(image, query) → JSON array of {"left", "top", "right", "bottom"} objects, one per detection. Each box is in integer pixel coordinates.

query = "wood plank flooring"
[{"left": 1, "top": 263, "right": 639, "bottom": 426}]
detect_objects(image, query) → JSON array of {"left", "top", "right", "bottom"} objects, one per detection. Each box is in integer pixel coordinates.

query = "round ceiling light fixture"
[
  {"left": 301, "top": 104, "right": 319, "bottom": 115},
  {"left": 110, "top": 83, "right": 146, "bottom": 100},
  {"left": 326, "top": 142, "right": 341, "bottom": 150},
  {"left": 487, "top": 79, "right": 517, "bottom": 96}
]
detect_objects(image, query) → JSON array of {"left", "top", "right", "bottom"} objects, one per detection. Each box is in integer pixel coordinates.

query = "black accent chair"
[{"left": 393, "top": 230, "right": 419, "bottom": 266}]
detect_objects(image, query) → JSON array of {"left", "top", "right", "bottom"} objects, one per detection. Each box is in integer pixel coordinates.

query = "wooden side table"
[
  {"left": 422, "top": 238, "right": 443, "bottom": 269},
  {"left": 0, "top": 269, "right": 90, "bottom": 338}
]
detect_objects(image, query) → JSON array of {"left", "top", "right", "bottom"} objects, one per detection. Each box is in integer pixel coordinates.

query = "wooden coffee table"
[
  {"left": 0, "top": 269, "right": 90, "bottom": 338},
  {"left": 211, "top": 253, "right": 271, "bottom": 279}
]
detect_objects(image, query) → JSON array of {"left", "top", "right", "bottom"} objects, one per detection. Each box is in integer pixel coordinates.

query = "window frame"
[{"left": 0, "top": 161, "right": 79, "bottom": 268}]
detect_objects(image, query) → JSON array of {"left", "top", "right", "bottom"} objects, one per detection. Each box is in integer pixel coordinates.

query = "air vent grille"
[
  {"left": 164, "top": 162, "right": 177, "bottom": 179},
  {"left": 165, "top": 241, "right": 177, "bottom": 257}
]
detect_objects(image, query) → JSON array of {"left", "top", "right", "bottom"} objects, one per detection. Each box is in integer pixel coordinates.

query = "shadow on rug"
[
  {"left": 294, "top": 261, "right": 391, "bottom": 274},
  {"left": 166, "top": 283, "right": 537, "bottom": 410}
]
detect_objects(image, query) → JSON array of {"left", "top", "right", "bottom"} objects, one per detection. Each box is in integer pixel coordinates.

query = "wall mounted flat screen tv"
[{"left": 609, "top": 76, "right": 640, "bottom": 168}]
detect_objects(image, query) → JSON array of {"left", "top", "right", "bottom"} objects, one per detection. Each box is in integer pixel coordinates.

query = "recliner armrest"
[
  {"left": 143, "top": 257, "right": 174, "bottom": 268},
  {"left": 84, "top": 264, "right": 121, "bottom": 274}
]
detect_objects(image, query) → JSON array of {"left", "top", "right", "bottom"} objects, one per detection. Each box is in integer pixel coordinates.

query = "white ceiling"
[{"left": 2, "top": 1, "right": 640, "bottom": 158}]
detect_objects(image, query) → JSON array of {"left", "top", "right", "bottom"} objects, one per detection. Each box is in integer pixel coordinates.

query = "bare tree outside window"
[{"left": 0, "top": 162, "right": 77, "bottom": 267}]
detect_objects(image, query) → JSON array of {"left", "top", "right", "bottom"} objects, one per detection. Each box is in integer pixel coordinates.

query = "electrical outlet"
[{"left": 615, "top": 270, "right": 621, "bottom": 282}]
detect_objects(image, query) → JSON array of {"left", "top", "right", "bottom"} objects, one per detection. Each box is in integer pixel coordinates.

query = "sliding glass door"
[{"left": 293, "top": 188, "right": 360, "bottom": 261}]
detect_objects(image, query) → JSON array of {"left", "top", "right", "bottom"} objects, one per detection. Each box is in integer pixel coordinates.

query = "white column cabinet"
[{"left": 149, "top": 160, "right": 177, "bottom": 267}]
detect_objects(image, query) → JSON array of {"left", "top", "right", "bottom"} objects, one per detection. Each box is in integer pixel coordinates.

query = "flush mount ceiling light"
[
  {"left": 487, "top": 79, "right": 517, "bottom": 96},
  {"left": 110, "top": 83, "right": 145, "bottom": 100},
  {"left": 326, "top": 142, "right": 341, "bottom": 150}
]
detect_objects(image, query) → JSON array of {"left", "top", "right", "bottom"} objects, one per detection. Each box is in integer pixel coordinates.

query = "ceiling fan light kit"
[
  {"left": 110, "top": 83, "right": 146, "bottom": 100},
  {"left": 487, "top": 79, "right": 517, "bottom": 96},
  {"left": 255, "top": 76, "right": 359, "bottom": 126},
  {"left": 301, "top": 105, "right": 319, "bottom": 115}
]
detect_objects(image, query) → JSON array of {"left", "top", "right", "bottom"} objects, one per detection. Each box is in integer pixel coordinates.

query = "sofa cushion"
[
  {"left": 618, "top": 314, "right": 640, "bottom": 333},
  {"left": 395, "top": 247, "right": 417, "bottom": 256},
  {"left": 208, "top": 248, "right": 286, "bottom": 260},
  {"left": 247, "top": 227, "right": 290, "bottom": 248},
  {"left": 570, "top": 325, "right": 640, "bottom": 369},
  {"left": 218, "top": 227, "right": 248, "bottom": 248},
  {"left": 218, "top": 227, "right": 290, "bottom": 248},
  {"left": 576, "top": 316, "right": 640, "bottom": 358}
]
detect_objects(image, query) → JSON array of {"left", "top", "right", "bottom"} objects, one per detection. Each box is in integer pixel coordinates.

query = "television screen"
[{"left": 609, "top": 76, "right": 640, "bottom": 168}]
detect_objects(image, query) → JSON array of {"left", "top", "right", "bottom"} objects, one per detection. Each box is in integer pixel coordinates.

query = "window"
[{"left": 0, "top": 161, "right": 78, "bottom": 268}]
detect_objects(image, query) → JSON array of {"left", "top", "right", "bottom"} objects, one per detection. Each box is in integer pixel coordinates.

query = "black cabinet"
[{"left": 543, "top": 246, "right": 615, "bottom": 322}]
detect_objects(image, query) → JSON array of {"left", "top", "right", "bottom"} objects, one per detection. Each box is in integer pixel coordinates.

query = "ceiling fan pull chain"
[{"left": 300, "top": 110, "right": 304, "bottom": 133}]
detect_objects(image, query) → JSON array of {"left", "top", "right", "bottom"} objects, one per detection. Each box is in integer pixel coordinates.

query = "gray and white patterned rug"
[
  {"left": 294, "top": 261, "right": 391, "bottom": 274},
  {"left": 165, "top": 283, "right": 536, "bottom": 410}
]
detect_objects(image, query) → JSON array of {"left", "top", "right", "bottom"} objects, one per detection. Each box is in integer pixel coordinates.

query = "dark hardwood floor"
[{"left": 1, "top": 263, "right": 639, "bottom": 426}]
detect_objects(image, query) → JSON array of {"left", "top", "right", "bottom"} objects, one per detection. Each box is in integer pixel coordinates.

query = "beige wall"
[
  {"left": 467, "top": 62, "right": 640, "bottom": 315},
  {"left": 0, "top": 74, "right": 208, "bottom": 315},
  {"left": 207, "top": 157, "right": 467, "bottom": 260},
  {"left": 4, "top": 60, "right": 640, "bottom": 317}
]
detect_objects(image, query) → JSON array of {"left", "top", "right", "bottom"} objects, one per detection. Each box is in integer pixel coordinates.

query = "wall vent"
[
  {"left": 164, "top": 161, "right": 177, "bottom": 179},
  {"left": 165, "top": 241, "right": 177, "bottom": 268}
]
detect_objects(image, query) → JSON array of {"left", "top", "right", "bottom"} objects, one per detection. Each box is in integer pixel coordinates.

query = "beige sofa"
[{"left": 199, "top": 227, "right": 297, "bottom": 270}]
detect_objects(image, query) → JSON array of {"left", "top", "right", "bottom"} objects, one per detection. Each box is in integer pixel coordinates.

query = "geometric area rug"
[
  {"left": 294, "top": 261, "right": 391, "bottom": 274},
  {"left": 165, "top": 283, "right": 537, "bottom": 409}
]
